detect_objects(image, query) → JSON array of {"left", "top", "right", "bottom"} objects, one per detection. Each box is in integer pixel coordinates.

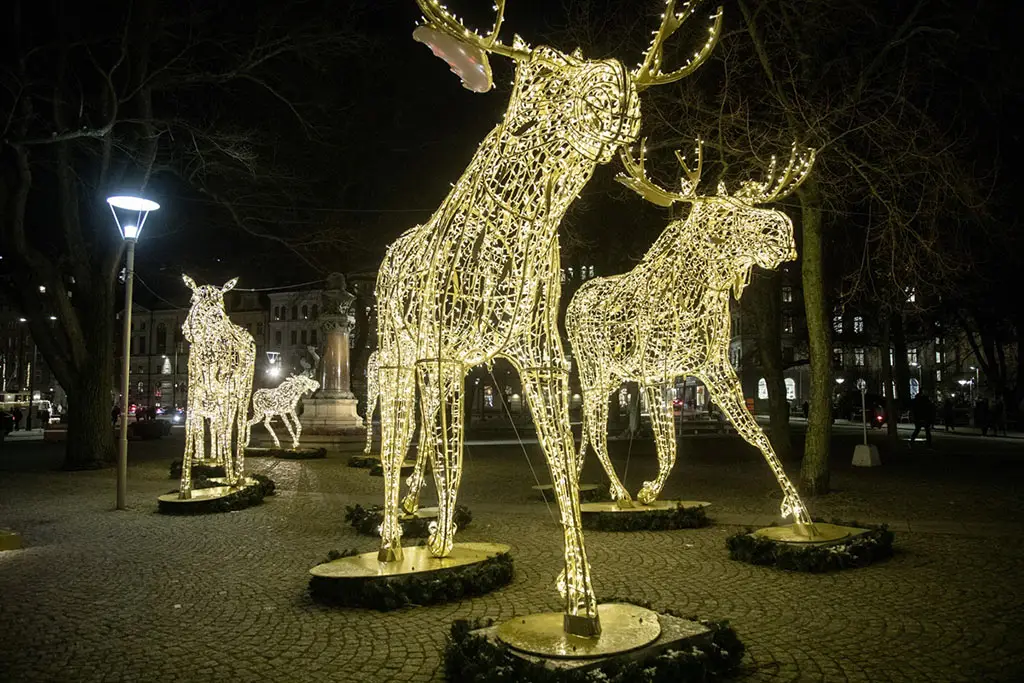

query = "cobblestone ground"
[{"left": 1, "top": 430, "right": 1022, "bottom": 682}]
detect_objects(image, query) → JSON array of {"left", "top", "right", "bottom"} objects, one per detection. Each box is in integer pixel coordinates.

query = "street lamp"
[{"left": 107, "top": 194, "right": 160, "bottom": 511}]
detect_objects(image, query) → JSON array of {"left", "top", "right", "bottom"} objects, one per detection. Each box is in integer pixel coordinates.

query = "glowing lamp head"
[{"left": 107, "top": 195, "right": 159, "bottom": 241}]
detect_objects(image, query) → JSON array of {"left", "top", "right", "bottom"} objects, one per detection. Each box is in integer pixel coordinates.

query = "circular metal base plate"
[
  {"left": 754, "top": 522, "right": 867, "bottom": 544},
  {"left": 497, "top": 603, "right": 661, "bottom": 659},
  {"left": 532, "top": 483, "right": 600, "bottom": 494},
  {"left": 580, "top": 499, "right": 711, "bottom": 514},
  {"left": 157, "top": 477, "right": 254, "bottom": 506},
  {"left": 403, "top": 506, "right": 439, "bottom": 521},
  {"left": 309, "top": 542, "right": 510, "bottom": 579}
]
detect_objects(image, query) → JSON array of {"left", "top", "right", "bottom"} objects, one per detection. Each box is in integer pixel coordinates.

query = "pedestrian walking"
[
  {"left": 111, "top": 404, "right": 121, "bottom": 427},
  {"left": 11, "top": 406, "right": 22, "bottom": 431},
  {"left": 801, "top": 400, "right": 809, "bottom": 419},
  {"left": 910, "top": 391, "right": 935, "bottom": 447},
  {"left": 942, "top": 399, "right": 956, "bottom": 432}
]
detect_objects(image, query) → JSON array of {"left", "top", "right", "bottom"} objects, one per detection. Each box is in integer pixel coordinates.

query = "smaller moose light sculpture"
[
  {"left": 567, "top": 140, "right": 817, "bottom": 533},
  {"left": 250, "top": 374, "right": 321, "bottom": 450}
]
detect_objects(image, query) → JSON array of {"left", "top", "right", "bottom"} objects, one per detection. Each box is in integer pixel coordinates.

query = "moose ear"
[
  {"left": 182, "top": 274, "right": 198, "bottom": 291},
  {"left": 222, "top": 277, "right": 238, "bottom": 292}
]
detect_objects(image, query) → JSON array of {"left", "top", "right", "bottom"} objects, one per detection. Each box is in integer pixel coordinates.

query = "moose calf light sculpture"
[
  {"left": 373, "top": 0, "right": 721, "bottom": 636},
  {"left": 180, "top": 275, "right": 255, "bottom": 498},
  {"left": 250, "top": 374, "right": 321, "bottom": 449},
  {"left": 567, "top": 140, "right": 817, "bottom": 531}
]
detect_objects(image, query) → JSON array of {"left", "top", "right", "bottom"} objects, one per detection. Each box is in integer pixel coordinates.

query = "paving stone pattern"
[{"left": 1, "top": 432, "right": 1023, "bottom": 682}]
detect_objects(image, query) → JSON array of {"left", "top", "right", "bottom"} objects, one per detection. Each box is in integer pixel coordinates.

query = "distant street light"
[{"left": 108, "top": 194, "right": 160, "bottom": 511}]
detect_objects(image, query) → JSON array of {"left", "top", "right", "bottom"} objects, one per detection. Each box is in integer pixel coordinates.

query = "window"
[
  {"left": 139, "top": 337, "right": 146, "bottom": 354},
  {"left": 906, "top": 288, "right": 916, "bottom": 303},
  {"left": 935, "top": 336, "right": 942, "bottom": 346},
  {"left": 273, "top": 306, "right": 279, "bottom": 320},
  {"left": 587, "top": 265, "right": 595, "bottom": 278},
  {"left": 256, "top": 322, "right": 264, "bottom": 336},
  {"left": 567, "top": 266, "right": 575, "bottom": 280},
  {"left": 782, "top": 286, "right": 793, "bottom": 303},
  {"left": 310, "top": 329, "right": 318, "bottom": 345},
  {"left": 908, "top": 348, "right": 918, "bottom": 365},
  {"left": 311, "top": 305, "right": 318, "bottom": 319},
  {"left": 783, "top": 315, "right": 793, "bottom": 334},
  {"left": 853, "top": 316, "right": 864, "bottom": 333},
  {"left": 291, "top": 305, "right": 298, "bottom": 321},
  {"left": 909, "top": 378, "right": 920, "bottom": 398},
  {"left": 936, "top": 369, "right": 942, "bottom": 381},
  {"left": 935, "top": 350, "right": 942, "bottom": 364},
  {"left": 854, "top": 348, "right": 865, "bottom": 367},
  {"left": 156, "top": 323, "right": 167, "bottom": 354},
  {"left": 889, "top": 347, "right": 895, "bottom": 365},
  {"left": 785, "top": 378, "right": 796, "bottom": 400},
  {"left": 291, "top": 330, "right": 297, "bottom": 345},
  {"left": 302, "top": 305, "right": 308, "bottom": 319},
  {"left": 301, "top": 330, "right": 308, "bottom": 345},
  {"left": 275, "top": 330, "right": 282, "bottom": 345},
  {"left": 161, "top": 357, "right": 172, "bottom": 375},
  {"left": 832, "top": 347, "right": 844, "bottom": 366},
  {"left": 758, "top": 378, "right": 768, "bottom": 399},
  {"left": 832, "top": 315, "right": 843, "bottom": 334}
]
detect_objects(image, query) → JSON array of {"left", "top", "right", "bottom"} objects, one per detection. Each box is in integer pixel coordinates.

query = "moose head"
[
  {"left": 181, "top": 274, "right": 237, "bottom": 340},
  {"left": 288, "top": 373, "right": 321, "bottom": 397},
  {"left": 618, "top": 140, "right": 815, "bottom": 297},
  {"left": 413, "top": 0, "right": 724, "bottom": 165}
]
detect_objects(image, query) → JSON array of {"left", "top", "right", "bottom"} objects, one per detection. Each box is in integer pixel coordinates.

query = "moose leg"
[
  {"left": 180, "top": 413, "right": 200, "bottom": 500},
  {"left": 418, "top": 360, "right": 464, "bottom": 557},
  {"left": 401, "top": 410, "right": 432, "bottom": 515},
  {"left": 518, "top": 357, "right": 601, "bottom": 636},
  {"left": 363, "top": 398, "right": 377, "bottom": 454},
  {"left": 281, "top": 411, "right": 299, "bottom": 449},
  {"left": 700, "top": 363, "right": 815, "bottom": 532},
  {"left": 584, "top": 387, "right": 632, "bottom": 506},
  {"left": 638, "top": 382, "right": 676, "bottom": 504},
  {"left": 291, "top": 410, "right": 303, "bottom": 448},
  {"left": 263, "top": 415, "right": 281, "bottom": 449},
  {"left": 377, "top": 362, "right": 417, "bottom": 562}
]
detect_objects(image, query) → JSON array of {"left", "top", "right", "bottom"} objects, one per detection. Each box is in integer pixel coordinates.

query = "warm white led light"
[
  {"left": 569, "top": 141, "right": 815, "bottom": 526},
  {"left": 249, "top": 374, "right": 320, "bottom": 449},
  {"left": 370, "top": 0, "right": 721, "bottom": 636},
  {"left": 179, "top": 275, "right": 256, "bottom": 497}
]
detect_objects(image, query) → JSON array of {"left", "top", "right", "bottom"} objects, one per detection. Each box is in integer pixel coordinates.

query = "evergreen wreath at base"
[
  {"left": 582, "top": 503, "right": 710, "bottom": 531},
  {"left": 443, "top": 597, "right": 744, "bottom": 683},
  {"left": 345, "top": 503, "right": 473, "bottom": 537},
  {"left": 158, "top": 474, "right": 276, "bottom": 515},
  {"left": 726, "top": 520, "right": 894, "bottom": 572},
  {"left": 263, "top": 446, "right": 327, "bottom": 460},
  {"left": 168, "top": 459, "right": 225, "bottom": 480},
  {"left": 309, "top": 548, "right": 514, "bottom": 611},
  {"left": 347, "top": 454, "right": 380, "bottom": 468}
]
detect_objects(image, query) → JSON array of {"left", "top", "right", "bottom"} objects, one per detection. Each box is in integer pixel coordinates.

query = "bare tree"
[{"left": 0, "top": 0, "right": 366, "bottom": 468}]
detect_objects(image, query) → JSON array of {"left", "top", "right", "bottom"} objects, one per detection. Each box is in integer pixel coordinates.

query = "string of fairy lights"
[
  {"left": 366, "top": 0, "right": 722, "bottom": 636},
  {"left": 568, "top": 140, "right": 816, "bottom": 527},
  {"left": 249, "top": 374, "right": 320, "bottom": 449}
]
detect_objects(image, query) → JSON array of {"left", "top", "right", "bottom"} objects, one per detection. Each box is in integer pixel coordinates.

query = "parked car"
[{"left": 0, "top": 410, "right": 13, "bottom": 436}]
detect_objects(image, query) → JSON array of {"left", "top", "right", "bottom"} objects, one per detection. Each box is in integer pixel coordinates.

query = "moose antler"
[
  {"left": 616, "top": 138, "right": 704, "bottom": 207},
  {"left": 415, "top": 0, "right": 531, "bottom": 60},
  {"left": 634, "top": 1, "right": 724, "bottom": 90},
  {"left": 733, "top": 143, "right": 816, "bottom": 204}
]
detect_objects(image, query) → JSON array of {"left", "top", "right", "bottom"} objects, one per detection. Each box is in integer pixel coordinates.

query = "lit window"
[
  {"left": 783, "top": 315, "right": 793, "bottom": 333},
  {"left": 758, "top": 378, "right": 768, "bottom": 399},
  {"left": 588, "top": 265, "right": 595, "bottom": 278},
  {"left": 853, "top": 316, "right": 863, "bottom": 333},
  {"left": 908, "top": 348, "right": 918, "bottom": 365},
  {"left": 833, "top": 347, "right": 844, "bottom": 366},
  {"left": 935, "top": 350, "right": 942, "bottom": 364},
  {"left": 782, "top": 286, "right": 793, "bottom": 303},
  {"left": 936, "top": 369, "right": 942, "bottom": 381},
  {"left": 907, "top": 288, "right": 916, "bottom": 303},
  {"left": 785, "top": 378, "right": 796, "bottom": 400},
  {"left": 854, "top": 348, "right": 865, "bottom": 367},
  {"left": 302, "top": 305, "right": 309, "bottom": 319},
  {"left": 832, "top": 315, "right": 843, "bottom": 334}
]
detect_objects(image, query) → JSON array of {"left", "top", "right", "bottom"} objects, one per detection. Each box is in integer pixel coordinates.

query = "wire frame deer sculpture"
[
  {"left": 374, "top": 0, "right": 722, "bottom": 636},
  {"left": 180, "top": 275, "right": 256, "bottom": 498},
  {"left": 566, "top": 140, "right": 817, "bottom": 531},
  {"left": 249, "top": 374, "right": 320, "bottom": 449}
]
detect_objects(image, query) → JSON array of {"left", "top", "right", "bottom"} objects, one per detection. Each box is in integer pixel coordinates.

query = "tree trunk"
[
  {"left": 798, "top": 177, "right": 831, "bottom": 494},
  {"left": 750, "top": 270, "right": 792, "bottom": 458},
  {"left": 881, "top": 315, "right": 900, "bottom": 446},
  {"left": 64, "top": 282, "right": 117, "bottom": 469}
]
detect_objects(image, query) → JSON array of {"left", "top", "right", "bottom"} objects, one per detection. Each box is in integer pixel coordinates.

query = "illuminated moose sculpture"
[
  {"left": 374, "top": 0, "right": 722, "bottom": 635},
  {"left": 180, "top": 275, "right": 256, "bottom": 498},
  {"left": 363, "top": 350, "right": 379, "bottom": 455},
  {"left": 567, "top": 141, "right": 816, "bottom": 530},
  {"left": 250, "top": 374, "right": 320, "bottom": 449}
]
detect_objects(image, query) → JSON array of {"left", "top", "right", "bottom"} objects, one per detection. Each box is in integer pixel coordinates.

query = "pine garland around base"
[
  {"left": 726, "top": 520, "right": 894, "bottom": 572},
  {"left": 158, "top": 474, "right": 276, "bottom": 516},
  {"left": 168, "top": 460, "right": 225, "bottom": 480},
  {"left": 348, "top": 454, "right": 379, "bottom": 468},
  {"left": 309, "top": 548, "right": 513, "bottom": 611},
  {"left": 345, "top": 504, "right": 472, "bottom": 537},
  {"left": 582, "top": 502, "right": 710, "bottom": 531},
  {"left": 443, "top": 597, "right": 744, "bottom": 683}
]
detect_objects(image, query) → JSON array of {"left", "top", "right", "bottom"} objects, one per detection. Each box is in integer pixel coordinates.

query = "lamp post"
[{"left": 107, "top": 195, "right": 160, "bottom": 510}]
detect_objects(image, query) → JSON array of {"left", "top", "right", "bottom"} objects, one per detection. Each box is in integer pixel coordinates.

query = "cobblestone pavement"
[{"left": 1, "top": 431, "right": 1022, "bottom": 682}]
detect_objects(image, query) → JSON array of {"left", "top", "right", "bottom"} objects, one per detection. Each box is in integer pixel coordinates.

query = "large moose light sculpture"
[
  {"left": 373, "top": 0, "right": 722, "bottom": 636},
  {"left": 567, "top": 140, "right": 817, "bottom": 531}
]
